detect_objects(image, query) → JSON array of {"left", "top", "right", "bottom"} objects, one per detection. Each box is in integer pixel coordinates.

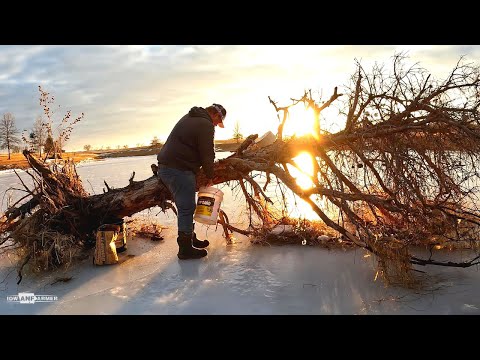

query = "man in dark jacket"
[{"left": 157, "top": 103, "right": 226, "bottom": 259}]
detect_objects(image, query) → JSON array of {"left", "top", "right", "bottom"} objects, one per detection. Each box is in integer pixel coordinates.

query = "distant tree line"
[
  {"left": 83, "top": 137, "right": 162, "bottom": 152},
  {"left": 0, "top": 111, "right": 66, "bottom": 160}
]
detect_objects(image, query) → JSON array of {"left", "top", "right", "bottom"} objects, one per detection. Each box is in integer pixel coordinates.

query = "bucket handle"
[
  {"left": 202, "top": 186, "right": 223, "bottom": 196},
  {"left": 212, "top": 187, "right": 223, "bottom": 196}
]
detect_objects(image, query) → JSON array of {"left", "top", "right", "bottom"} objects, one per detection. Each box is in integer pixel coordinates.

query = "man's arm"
[{"left": 197, "top": 125, "right": 215, "bottom": 179}]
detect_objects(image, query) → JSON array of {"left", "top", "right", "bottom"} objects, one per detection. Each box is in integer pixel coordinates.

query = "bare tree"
[
  {"left": 23, "top": 116, "right": 47, "bottom": 156},
  {"left": 32, "top": 116, "right": 47, "bottom": 157},
  {"left": 0, "top": 113, "right": 21, "bottom": 159},
  {"left": 83, "top": 144, "right": 92, "bottom": 151}
]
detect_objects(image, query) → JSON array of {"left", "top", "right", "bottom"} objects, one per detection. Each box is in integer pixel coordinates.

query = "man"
[{"left": 157, "top": 103, "right": 226, "bottom": 260}]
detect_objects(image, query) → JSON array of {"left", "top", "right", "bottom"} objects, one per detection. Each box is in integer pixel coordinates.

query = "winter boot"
[
  {"left": 177, "top": 231, "right": 207, "bottom": 260},
  {"left": 192, "top": 223, "right": 209, "bottom": 248}
]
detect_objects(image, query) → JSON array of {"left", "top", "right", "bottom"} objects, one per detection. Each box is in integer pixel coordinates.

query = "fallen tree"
[{"left": 2, "top": 53, "right": 480, "bottom": 286}]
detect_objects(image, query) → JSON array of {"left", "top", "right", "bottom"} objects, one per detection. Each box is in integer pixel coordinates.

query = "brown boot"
[{"left": 177, "top": 231, "right": 207, "bottom": 260}]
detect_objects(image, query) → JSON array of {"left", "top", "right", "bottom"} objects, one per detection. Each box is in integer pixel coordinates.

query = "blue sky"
[{"left": 1, "top": 45, "right": 479, "bottom": 151}]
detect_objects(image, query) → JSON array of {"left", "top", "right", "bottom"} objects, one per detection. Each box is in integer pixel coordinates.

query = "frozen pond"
[{"left": 0, "top": 154, "right": 479, "bottom": 314}]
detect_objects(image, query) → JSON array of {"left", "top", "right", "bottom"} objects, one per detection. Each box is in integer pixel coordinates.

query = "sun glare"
[
  {"left": 290, "top": 152, "right": 315, "bottom": 190},
  {"left": 284, "top": 192, "right": 319, "bottom": 221},
  {"left": 286, "top": 152, "right": 317, "bottom": 218},
  {"left": 282, "top": 151, "right": 333, "bottom": 221},
  {"left": 283, "top": 106, "right": 315, "bottom": 137}
]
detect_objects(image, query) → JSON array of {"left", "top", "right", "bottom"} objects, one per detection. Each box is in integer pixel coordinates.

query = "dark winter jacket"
[{"left": 157, "top": 106, "right": 215, "bottom": 179}]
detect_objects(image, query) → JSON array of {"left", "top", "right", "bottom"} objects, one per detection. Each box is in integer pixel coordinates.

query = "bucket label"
[{"left": 195, "top": 196, "right": 215, "bottom": 216}]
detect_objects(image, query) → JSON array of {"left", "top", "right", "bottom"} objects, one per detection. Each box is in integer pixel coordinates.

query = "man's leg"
[{"left": 157, "top": 167, "right": 207, "bottom": 259}]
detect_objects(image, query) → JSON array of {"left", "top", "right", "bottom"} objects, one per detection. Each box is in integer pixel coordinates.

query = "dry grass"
[
  {"left": 365, "top": 235, "right": 422, "bottom": 289},
  {"left": 127, "top": 218, "right": 165, "bottom": 241},
  {"left": 0, "top": 152, "right": 99, "bottom": 170},
  {"left": 250, "top": 217, "right": 353, "bottom": 249}
]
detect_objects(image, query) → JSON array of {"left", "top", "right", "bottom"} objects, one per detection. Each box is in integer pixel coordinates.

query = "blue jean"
[{"left": 157, "top": 166, "right": 196, "bottom": 233}]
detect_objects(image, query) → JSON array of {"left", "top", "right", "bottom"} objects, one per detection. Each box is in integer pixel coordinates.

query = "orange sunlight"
[
  {"left": 283, "top": 106, "right": 316, "bottom": 137},
  {"left": 284, "top": 152, "right": 318, "bottom": 220},
  {"left": 291, "top": 152, "right": 314, "bottom": 190},
  {"left": 282, "top": 151, "right": 338, "bottom": 221},
  {"left": 283, "top": 191, "right": 320, "bottom": 221}
]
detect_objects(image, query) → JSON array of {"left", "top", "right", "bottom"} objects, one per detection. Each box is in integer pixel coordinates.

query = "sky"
[{"left": 1, "top": 45, "right": 480, "bottom": 152}]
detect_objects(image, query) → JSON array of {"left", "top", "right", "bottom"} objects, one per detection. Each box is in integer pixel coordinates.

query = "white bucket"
[
  {"left": 255, "top": 131, "right": 275, "bottom": 148},
  {"left": 194, "top": 186, "right": 224, "bottom": 225}
]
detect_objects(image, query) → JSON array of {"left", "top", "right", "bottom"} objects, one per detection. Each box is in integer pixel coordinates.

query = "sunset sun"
[{"left": 283, "top": 106, "right": 315, "bottom": 137}]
